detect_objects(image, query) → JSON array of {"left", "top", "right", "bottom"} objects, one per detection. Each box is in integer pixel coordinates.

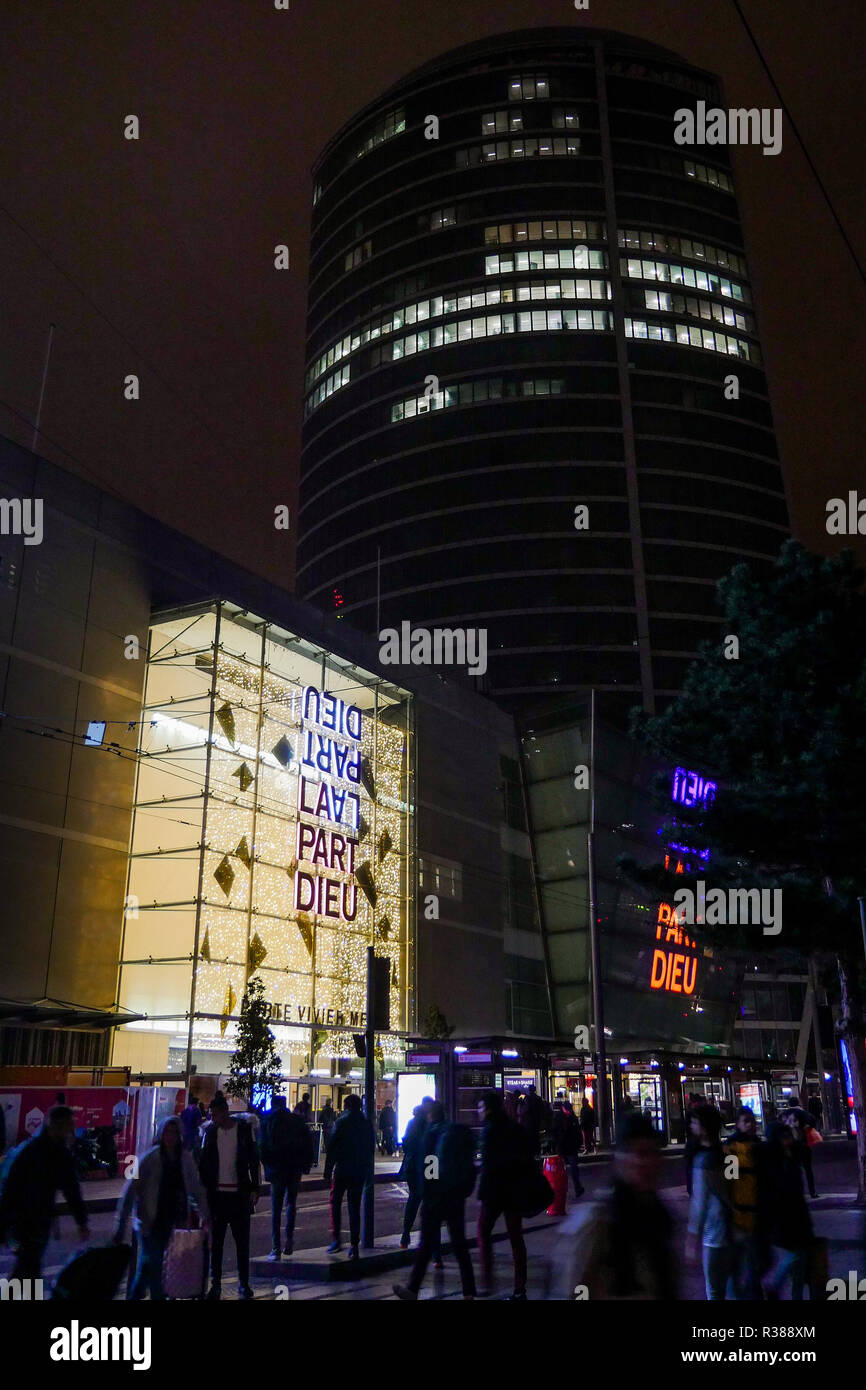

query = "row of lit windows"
[
  {"left": 373, "top": 306, "right": 613, "bottom": 363},
  {"left": 306, "top": 278, "right": 609, "bottom": 388},
  {"left": 509, "top": 75, "right": 549, "bottom": 101},
  {"left": 304, "top": 363, "right": 351, "bottom": 418},
  {"left": 355, "top": 107, "right": 406, "bottom": 159},
  {"left": 456, "top": 135, "right": 580, "bottom": 167},
  {"left": 624, "top": 317, "right": 761, "bottom": 363},
  {"left": 485, "top": 219, "right": 606, "bottom": 245},
  {"left": 622, "top": 258, "right": 750, "bottom": 303},
  {"left": 642, "top": 290, "right": 754, "bottom": 334},
  {"left": 482, "top": 108, "right": 578, "bottom": 133},
  {"left": 683, "top": 159, "right": 734, "bottom": 193},
  {"left": 619, "top": 229, "right": 747, "bottom": 276},
  {"left": 392, "top": 376, "right": 565, "bottom": 422},
  {"left": 485, "top": 246, "right": 607, "bottom": 274}
]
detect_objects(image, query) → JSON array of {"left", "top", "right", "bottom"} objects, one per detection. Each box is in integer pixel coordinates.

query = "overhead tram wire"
[{"left": 730, "top": 0, "right": 866, "bottom": 290}]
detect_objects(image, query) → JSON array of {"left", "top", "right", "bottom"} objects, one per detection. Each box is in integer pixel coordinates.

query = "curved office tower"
[{"left": 297, "top": 28, "right": 789, "bottom": 720}]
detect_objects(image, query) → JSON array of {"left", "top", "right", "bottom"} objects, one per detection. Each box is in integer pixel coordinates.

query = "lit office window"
[
  {"left": 355, "top": 107, "right": 406, "bottom": 159},
  {"left": 683, "top": 159, "right": 733, "bottom": 193},
  {"left": 621, "top": 257, "right": 750, "bottom": 304},
  {"left": 482, "top": 110, "right": 523, "bottom": 133},
  {"left": 430, "top": 207, "right": 456, "bottom": 230},
  {"left": 418, "top": 856, "right": 462, "bottom": 901},
  {"left": 508, "top": 74, "right": 549, "bottom": 100},
  {"left": 623, "top": 317, "right": 760, "bottom": 363},
  {"left": 391, "top": 376, "right": 565, "bottom": 422},
  {"left": 343, "top": 240, "right": 372, "bottom": 273},
  {"left": 552, "top": 108, "right": 579, "bottom": 128},
  {"left": 485, "top": 246, "right": 607, "bottom": 274},
  {"left": 457, "top": 135, "right": 578, "bottom": 166},
  {"left": 312, "top": 182, "right": 322, "bottom": 207},
  {"left": 485, "top": 219, "right": 605, "bottom": 245}
]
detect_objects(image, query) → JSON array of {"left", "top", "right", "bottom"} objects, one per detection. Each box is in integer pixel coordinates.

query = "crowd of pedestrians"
[{"left": 0, "top": 1082, "right": 827, "bottom": 1302}]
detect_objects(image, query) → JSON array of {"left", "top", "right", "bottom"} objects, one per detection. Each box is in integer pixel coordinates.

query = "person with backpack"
[
  {"left": 114, "top": 1115, "right": 209, "bottom": 1299},
  {"left": 324, "top": 1094, "right": 375, "bottom": 1259},
  {"left": 686, "top": 1104, "right": 733, "bottom": 1300},
  {"left": 476, "top": 1090, "right": 532, "bottom": 1300},
  {"left": 551, "top": 1091, "right": 585, "bottom": 1199},
  {"left": 0, "top": 1104, "right": 89, "bottom": 1280},
  {"left": 260, "top": 1095, "right": 314, "bottom": 1260},
  {"left": 392, "top": 1101, "right": 476, "bottom": 1300}
]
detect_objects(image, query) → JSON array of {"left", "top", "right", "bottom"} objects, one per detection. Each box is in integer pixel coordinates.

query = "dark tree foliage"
[{"left": 623, "top": 542, "right": 866, "bottom": 1200}]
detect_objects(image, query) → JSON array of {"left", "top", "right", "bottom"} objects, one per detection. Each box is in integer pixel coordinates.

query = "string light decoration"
[{"left": 117, "top": 604, "right": 413, "bottom": 1067}]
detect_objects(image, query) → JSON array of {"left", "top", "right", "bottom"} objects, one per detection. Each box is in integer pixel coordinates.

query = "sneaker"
[
  {"left": 326, "top": 1241, "right": 342, "bottom": 1254},
  {"left": 267, "top": 1249, "right": 281, "bottom": 1262},
  {"left": 238, "top": 1284, "right": 254, "bottom": 1300},
  {"left": 398, "top": 1236, "right": 410, "bottom": 1249},
  {"left": 393, "top": 1283, "right": 418, "bottom": 1300},
  {"left": 283, "top": 1242, "right": 293, "bottom": 1257},
  {"left": 348, "top": 1245, "right": 359, "bottom": 1260},
  {"left": 206, "top": 1285, "right": 221, "bottom": 1301}
]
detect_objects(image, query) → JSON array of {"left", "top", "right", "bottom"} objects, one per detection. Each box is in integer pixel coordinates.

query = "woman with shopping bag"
[{"left": 114, "top": 1116, "right": 209, "bottom": 1299}]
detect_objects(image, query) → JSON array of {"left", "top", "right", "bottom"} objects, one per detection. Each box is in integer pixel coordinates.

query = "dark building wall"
[{"left": 297, "top": 28, "right": 789, "bottom": 722}]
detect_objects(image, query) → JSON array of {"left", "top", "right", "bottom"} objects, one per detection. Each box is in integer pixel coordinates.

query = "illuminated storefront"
[{"left": 112, "top": 601, "right": 414, "bottom": 1080}]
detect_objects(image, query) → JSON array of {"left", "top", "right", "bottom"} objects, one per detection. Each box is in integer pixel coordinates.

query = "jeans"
[
  {"left": 477, "top": 1202, "right": 527, "bottom": 1295},
  {"left": 270, "top": 1171, "right": 301, "bottom": 1250},
  {"left": 330, "top": 1175, "right": 363, "bottom": 1247},
  {"left": 129, "top": 1230, "right": 169, "bottom": 1300},
  {"left": 409, "top": 1195, "right": 475, "bottom": 1296},
  {"left": 728, "top": 1228, "right": 762, "bottom": 1300},
  {"left": 766, "top": 1246, "right": 806, "bottom": 1301},
  {"left": 210, "top": 1191, "right": 251, "bottom": 1289},
  {"left": 702, "top": 1242, "right": 733, "bottom": 1300},
  {"left": 402, "top": 1185, "right": 440, "bottom": 1255}
]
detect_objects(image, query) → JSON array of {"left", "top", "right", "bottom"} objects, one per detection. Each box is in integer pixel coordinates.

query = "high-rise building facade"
[{"left": 297, "top": 28, "right": 789, "bottom": 720}]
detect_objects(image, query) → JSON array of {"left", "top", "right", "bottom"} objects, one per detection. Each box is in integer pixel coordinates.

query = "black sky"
[{"left": 1, "top": 0, "right": 864, "bottom": 588}]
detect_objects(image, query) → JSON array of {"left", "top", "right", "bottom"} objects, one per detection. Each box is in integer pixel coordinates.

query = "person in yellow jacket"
[{"left": 723, "top": 1107, "right": 766, "bottom": 1299}]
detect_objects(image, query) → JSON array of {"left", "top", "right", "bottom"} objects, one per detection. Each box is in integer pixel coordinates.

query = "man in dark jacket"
[
  {"left": 379, "top": 1101, "right": 397, "bottom": 1156},
  {"left": 761, "top": 1122, "right": 812, "bottom": 1300},
  {"left": 0, "top": 1105, "right": 88, "bottom": 1278},
  {"left": 199, "top": 1096, "right": 260, "bottom": 1299},
  {"left": 477, "top": 1090, "right": 532, "bottom": 1299},
  {"left": 552, "top": 1093, "right": 585, "bottom": 1200},
  {"left": 324, "top": 1094, "right": 375, "bottom": 1259},
  {"left": 260, "top": 1096, "right": 314, "bottom": 1259},
  {"left": 393, "top": 1101, "right": 477, "bottom": 1300}
]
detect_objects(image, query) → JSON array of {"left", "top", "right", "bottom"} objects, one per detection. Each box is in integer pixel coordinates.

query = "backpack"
[
  {"left": 433, "top": 1123, "right": 477, "bottom": 1199},
  {"left": 268, "top": 1110, "right": 313, "bottom": 1171}
]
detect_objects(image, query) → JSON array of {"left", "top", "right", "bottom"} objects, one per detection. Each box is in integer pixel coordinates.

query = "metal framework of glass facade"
[{"left": 113, "top": 601, "right": 415, "bottom": 1073}]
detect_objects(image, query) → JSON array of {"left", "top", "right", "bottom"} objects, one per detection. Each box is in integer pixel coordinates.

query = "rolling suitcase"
[
  {"left": 162, "top": 1226, "right": 209, "bottom": 1299},
  {"left": 51, "top": 1243, "right": 132, "bottom": 1300}
]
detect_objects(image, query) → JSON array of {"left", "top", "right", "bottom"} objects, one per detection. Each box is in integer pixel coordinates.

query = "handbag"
[
  {"left": 805, "top": 1126, "right": 822, "bottom": 1147},
  {"left": 162, "top": 1227, "right": 209, "bottom": 1299}
]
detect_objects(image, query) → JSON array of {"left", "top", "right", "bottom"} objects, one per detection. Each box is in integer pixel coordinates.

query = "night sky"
[{"left": 1, "top": 0, "right": 863, "bottom": 590}]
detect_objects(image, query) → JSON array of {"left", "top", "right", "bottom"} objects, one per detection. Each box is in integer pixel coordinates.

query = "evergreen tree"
[
  {"left": 624, "top": 542, "right": 866, "bottom": 1201},
  {"left": 225, "top": 976, "right": 283, "bottom": 1108}
]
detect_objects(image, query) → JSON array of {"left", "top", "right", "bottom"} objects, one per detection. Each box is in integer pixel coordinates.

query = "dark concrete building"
[{"left": 297, "top": 28, "right": 789, "bottom": 720}]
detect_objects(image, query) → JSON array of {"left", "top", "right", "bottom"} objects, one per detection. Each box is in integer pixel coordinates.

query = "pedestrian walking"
[
  {"left": 551, "top": 1092, "right": 585, "bottom": 1199},
  {"left": 783, "top": 1112, "right": 819, "bottom": 1198},
  {"left": 0, "top": 1105, "right": 89, "bottom": 1280},
  {"left": 324, "top": 1094, "right": 375, "bottom": 1259},
  {"left": 181, "top": 1093, "right": 203, "bottom": 1159},
  {"left": 761, "top": 1121, "right": 813, "bottom": 1300},
  {"left": 723, "top": 1107, "right": 766, "bottom": 1299},
  {"left": 199, "top": 1096, "right": 260, "bottom": 1300},
  {"left": 318, "top": 1099, "right": 337, "bottom": 1154},
  {"left": 260, "top": 1095, "right": 314, "bottom": 1260},
  {"left": 294, "top": 1092, "right": 313, "bottom": 1122},
  {"left": 114, "top": 1116, "right": 209, "bottom": 1300},
  {"left": 398, "top": 1100, "right": 440, "bottom": 1260},
  {"left": 476, "top": 1090, "right": 531, "bottom": 1300},
  {"left": 686, "top": 1104, "right": 733, "bottom": 1300},
  {"left": 557, "top": 1111, "right": 676, "bottom": 1299},
  {"left": 393, "top": 1101, "right": 477, "bottom": 1300},
  {"left": 379, "top": 1101, "right": 397, "bottom": 1156},
  {"left": 579, "top": 1099, "right": 596, "bottom": 1154}
]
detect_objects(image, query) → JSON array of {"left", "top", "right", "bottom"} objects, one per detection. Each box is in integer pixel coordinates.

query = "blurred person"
[
  {"left": 379, "top": 1101, "right": 397, "bottom": 1156},
  {"left": 683, "top": 1093, "right": 703, "bottom": 1196},
  {"left": 761, "top": 1122, "right": 812, "bottom": 1301},
  {"left": 318, "top": 1099, "right": 337, "bottom": 1153},
  {"left": 199, "top": 1095, "right": 260, "bottom": 1300},
  {"left": 557, "top": 1111, "right": 676, "bottom": 1299},
  {"left": 115, "top": 1115, "right": 208, "bottom": 1300},
  {"left": 686, "top": 1104, "right": 733, "bottom": 1300},
  {"left": 181, "top": 1093, "right": 203, "bottom": 1158},
  {"left": 784, "top": 1112, "right": 818, "bottom": 1198},
  {"left": 551, "top": 1091, "right": 584, "bottom": 1199},
  {"left": 398, "top": 1101, "right": 438, "bottom": 1260},
  {"left": 0, "top": 1105, "right": 88, "bottom": 1280},
  {"left": 516, "top": 1084, "right": 545, "bottom": 1158},
  {"left": 503, "top": 1090, "right": 519, "bottom": 1122},
  {"left": 579, "top": 1099, "right": 596, "bottom": 1154},
  {"left": 476, "top": 1090, "right": 531, "bottom": 1299},
  {"left": 393, "top": 1101, "right": 476, "bottom": 1300},
  {"left": 324, "top": 1094, "right": 375, "bottom": 1259},
  {"left": 260, "top": 1095, "right": 314, "bottom": 1260},
  {"left": 294, "top": 1092, "right": 312, "bottom": 1122},
  {"left": 806, "top": 1091, "right": 823, "bottom": 1130},
  {"left": 723, "top": 1107, "right": 766, "bottom": 1299}
]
